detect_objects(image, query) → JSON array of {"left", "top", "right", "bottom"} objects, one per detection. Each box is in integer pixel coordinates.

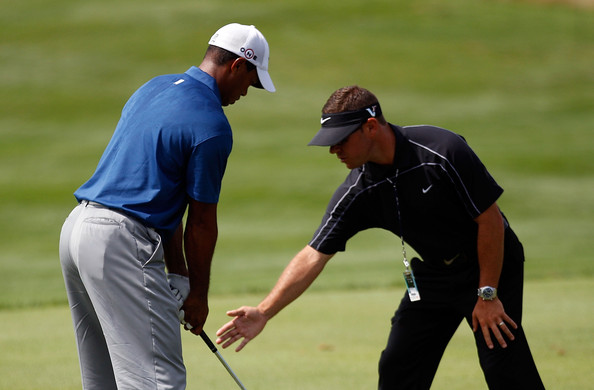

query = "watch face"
[{"left": 479, "top": 287, "right": 496, "bottom": 300}]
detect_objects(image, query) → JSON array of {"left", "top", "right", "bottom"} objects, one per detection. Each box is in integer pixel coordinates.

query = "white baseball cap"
[{"left": 208, "top": 23, "right": 275, "bottom": 93}]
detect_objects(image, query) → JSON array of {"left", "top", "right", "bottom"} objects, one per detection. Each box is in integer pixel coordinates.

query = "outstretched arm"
[
  {"left": 216, "top": 245, "right": 333, "bottom": 351},
  {"left": 471, "top": 202, "right": 517, "bottom": 348}
]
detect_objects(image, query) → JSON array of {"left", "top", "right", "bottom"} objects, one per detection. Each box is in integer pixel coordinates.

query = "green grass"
[
  {"left": 0, "top": 279, "right": 592, "bottom": 389},
  {"left": 0, "top": 0, "right": 593, "bottom": 388}
]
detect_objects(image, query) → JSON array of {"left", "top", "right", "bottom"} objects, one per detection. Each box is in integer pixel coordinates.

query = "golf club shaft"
[{"left": 200, "top": 331, "right": 247, "bottom": 390}]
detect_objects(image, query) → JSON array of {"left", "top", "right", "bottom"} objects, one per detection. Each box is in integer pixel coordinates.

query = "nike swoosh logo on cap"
[{"left": 321, "top": 117, "right": 331, "bottom": 124}]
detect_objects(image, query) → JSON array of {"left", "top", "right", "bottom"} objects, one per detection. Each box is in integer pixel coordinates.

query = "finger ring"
[{"left": 498, "top": 321, "right": 505, "bottom": 326}]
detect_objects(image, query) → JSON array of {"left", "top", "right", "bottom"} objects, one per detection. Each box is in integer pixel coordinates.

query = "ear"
[
  {"left": 230, "top": 57, "right": 247, "bottom": 73},
  {"left": 363, "top": 118, "right": 380, "bottom": 138}
]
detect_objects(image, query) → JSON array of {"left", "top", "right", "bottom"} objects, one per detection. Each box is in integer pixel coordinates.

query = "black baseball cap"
[{"left": 308, "top": 103, "right": 382, "bottom": 146}]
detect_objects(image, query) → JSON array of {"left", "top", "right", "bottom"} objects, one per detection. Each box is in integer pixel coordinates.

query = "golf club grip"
[{"left": 200, "top": 330, "right": 218, "bottom": 353}]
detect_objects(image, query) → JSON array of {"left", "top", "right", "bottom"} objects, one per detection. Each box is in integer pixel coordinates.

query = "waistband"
[
  {"left": 79, "top": 200, "right": 155, "bottom": 232},
  {"left": 81, "top": 200, "right": 104, "bottom": 208},
  {"left": 81, "top": 199, "right": 119, "bottom": 211}
]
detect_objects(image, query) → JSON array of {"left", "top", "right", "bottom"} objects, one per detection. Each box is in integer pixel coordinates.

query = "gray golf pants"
[{"left": 59, "top": 202, "right": 186, "bottom": 389}]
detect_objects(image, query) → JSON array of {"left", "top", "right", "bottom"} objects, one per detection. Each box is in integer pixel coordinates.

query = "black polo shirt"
[{"left": 309, "top": 124, "right": 504, "bottom": 266}]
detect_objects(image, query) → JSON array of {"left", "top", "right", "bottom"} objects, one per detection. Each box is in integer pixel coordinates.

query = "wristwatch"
[{"left": 477, "top": 286, "right": 498, "bottom": 300}]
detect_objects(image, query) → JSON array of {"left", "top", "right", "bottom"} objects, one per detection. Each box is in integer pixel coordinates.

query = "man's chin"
[
  {"left": 344, "top": 162, "right": 363, "bottom": 170},
  {"left": 223, "top": 99, "right": 239, "bottom": 107}
]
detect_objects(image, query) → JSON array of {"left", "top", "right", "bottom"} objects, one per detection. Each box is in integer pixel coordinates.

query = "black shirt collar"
[{"left": 363, "top": 124, "right": 410, "bottom": 180}]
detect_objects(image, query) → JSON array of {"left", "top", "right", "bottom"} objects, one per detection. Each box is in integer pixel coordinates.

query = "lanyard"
[{"left": 387, "top": 171, "right": 421, "bottom": 302}]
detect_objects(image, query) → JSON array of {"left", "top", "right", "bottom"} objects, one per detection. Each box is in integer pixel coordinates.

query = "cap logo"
[
  {"left": 320, "top": 103, "right": 382, "bottom": 128},
  {"left": 310, "top": 102, "right": 382, "bottom": 146},
  {"left": 366, "top": 105, "right": 377, "bottom": 117},
  {"left": 240, "top": 47, "right": 257, "bottom": 61}
]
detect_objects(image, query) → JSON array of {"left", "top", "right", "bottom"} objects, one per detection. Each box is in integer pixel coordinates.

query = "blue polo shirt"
[{"left": 75, "top": 67, "right": 232, "bottom": 236}]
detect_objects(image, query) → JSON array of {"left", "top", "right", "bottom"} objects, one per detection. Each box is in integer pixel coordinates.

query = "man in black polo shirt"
[{"left": 216, "top": 86, "right": 545, "bottom": 389}]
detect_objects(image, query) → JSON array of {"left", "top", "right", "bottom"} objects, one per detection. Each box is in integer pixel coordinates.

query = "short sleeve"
[{"left": 186, "top": 135, "right": 232, "bottom": 203}]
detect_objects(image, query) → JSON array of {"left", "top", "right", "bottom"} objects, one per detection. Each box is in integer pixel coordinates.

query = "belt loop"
[{"left": 81, "top": 200, "right": 89, "bottom": 207}]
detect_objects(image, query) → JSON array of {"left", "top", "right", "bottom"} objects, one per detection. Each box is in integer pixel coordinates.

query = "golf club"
[{"left": 200, "top": 330, "right": 247, "bottom": 390}]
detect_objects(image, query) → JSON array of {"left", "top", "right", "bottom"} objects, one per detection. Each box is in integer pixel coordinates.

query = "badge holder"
[{"left": 402, "top": 256, "right": 421, "bottom": 302}]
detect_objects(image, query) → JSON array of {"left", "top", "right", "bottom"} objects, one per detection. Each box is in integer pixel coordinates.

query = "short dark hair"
[
  {"left": 322, "top": 86, "right": 387, "bottom": 124},
  {"left": 205, "top": 45, "right": 256, "bottom": 72}
]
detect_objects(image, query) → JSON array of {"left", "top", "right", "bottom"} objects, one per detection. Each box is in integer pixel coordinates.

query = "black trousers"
[{"left": 378, "top": 230, "right": 544, "bottom": 390}]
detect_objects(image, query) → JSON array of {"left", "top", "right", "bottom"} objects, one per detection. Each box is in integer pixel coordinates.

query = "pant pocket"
[{"left": 137, "top": 228, "right": 163, "bottom": 268}]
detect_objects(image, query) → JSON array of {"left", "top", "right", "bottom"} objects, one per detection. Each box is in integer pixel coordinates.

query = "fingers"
[
  {"left": 473, "top": 311, "right": 517, "bottom": 349},
  {"left": 221, "top": 332, "right": 247, "bottom": 350},
  {"left": 491, "top": 323, "right": 508, "bottom": 349},
  {"left": 216, "top": 325, "right": 235, "bottom": 342},
  {"left": 179, "top": 308, "right": 206, "bottom": 335},
  {"left": 214, "top": 306, "right": 265, "bottom": 351},
  {"left": 504, "top": 315, "right": 518, "bottom": 330},
  {"left": 216, "top": 307, "right": 249, "bottom": 338},
  {"left": 226, "top": 308, "right": 246, "bottom": 318},
  {"left": 189, "top": 326, "right": 203, "bottom": 336},
  {"left": 180, "top": 316, "right": 204, "bottom": 335},
  {"left": 480, "top": 324, "right": 495, "bottom": 349},
  {"left": 216, "top": 326, "right": 252, "bottom": 351},
  {"left": 216, "top": 319, "right": 238, "bottom": 337},
  {"left": 216, "top": 319, "right": 245, "bottom": 347},
  {"left": 236, "top": 338, "right": 250, "bottom": 352},
  {"left": 497, "top": 316, "right": 517, "bottom": 342},
  {"left": 473, "top": 299, "right": 519, "bottom": 349},
  {"left": 215, "top": 308, "right": 256, "bottom": 350},
  {"left": 481, "top": 318, "right": 517, "bottom": 349}
]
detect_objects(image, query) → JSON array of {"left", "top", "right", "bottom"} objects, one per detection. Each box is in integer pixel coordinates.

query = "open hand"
[
  {"left": 472, "top": 298, "right": 517, "bottom": 349},
  {"left": 216, "top": 306, "right": 268, "bottom": 352}
]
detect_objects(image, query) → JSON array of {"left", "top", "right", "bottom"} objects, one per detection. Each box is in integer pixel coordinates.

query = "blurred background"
[{"left": 0, "top": 0, "right": 592, "bottom": 388}]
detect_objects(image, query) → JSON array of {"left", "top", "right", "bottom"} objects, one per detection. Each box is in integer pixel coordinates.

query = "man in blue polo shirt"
[
  {"left": 216, "top": 86, "right": 545, "bottom": 389},
  {"left": 59, "top": 23, "right": 275, "bottom": 389}
]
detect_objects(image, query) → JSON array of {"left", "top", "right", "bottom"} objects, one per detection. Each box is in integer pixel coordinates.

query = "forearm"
[
  {"left": 163, "top": 222, "right": 188, "bottom": 277},
  {"left": 258, "top": 245, "right": 332, "bottom": 320},
  {"left": 472, "top": 203, "right": 518, "bottom": 348},
  {"left": 475, "top": 203, "right": 505, "bottom": 287},
  {"left": 184, "top": 212, "right": 217, "bottom": 300}
]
